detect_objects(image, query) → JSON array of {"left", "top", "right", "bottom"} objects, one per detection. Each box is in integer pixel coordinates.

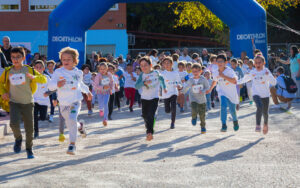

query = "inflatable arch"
[{"left": 48, "top": 0, "right": 267, "bottom": 67}]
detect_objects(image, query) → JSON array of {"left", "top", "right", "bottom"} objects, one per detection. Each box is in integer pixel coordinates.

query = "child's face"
[
  {"left": 230, "top": 62, "right": 237, "bottom": 69},
  {"left": 47, "top": 63, "right": 55, "bottom": 71},
  {"left": 204, "top": 72, "right": 210, "bottom": 79},
  {"left": 140, "top": 60, "right": 151, "bottom": 74},
  {"left": 126, "top": 65, "right": 133, "bottom": 73},
  {"left": 254, "top": 58, "right": 265, "bottom": 71},
  {"left": 178, "top": 65, "right": 184, "bottom": 71},
  {"left": 216, "top": 58, "right": 226, "bottom": 69},
  {"left": 212, "top": 58, "right": 217, "bottom": 64},
  {"left": 164, "top": 60, "right": 173, "bottom": 71},
  {"left": 136, "top": 69, "right": 141, "bottom": 75},
  {"left": 108, "top": 67, "right": 115, "bottom": 74},
  {"left": 34, "top": 63, "right": 45, "bottom": 74},
  {"left": 11, "top": 52, "right": 25, "bottom": 67},
  {"left": 92, "top": 74, "right": 96, "bottom": 80},
  {"left": 192, "top": 68, "right": 201, "bottom": 78},
  {"left": 248, "top": 63, "right": 253, "bottom": 68},
  {"left": 61, "top": 53, "right": 76, "bottom": 70},
  {"left": 187, "top": 65, "right": 192, "bottom": 71},
  {"left": 83, "top": 67, "right": 90, "bottom": 74},
  {"left": 99, "top": 65, "right": 108, "bottom": 75}
]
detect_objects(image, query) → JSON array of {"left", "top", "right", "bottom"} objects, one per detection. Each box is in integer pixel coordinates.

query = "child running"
[
  {"left": 161, "top": 57, "right": 181, "bottom": 129},
  {"left": 123, "top": 63, "right": 137, "bottom": 112},
  {"left": 183, "top": 63, "right": 209, "bottom": 134},
  {"left": 33, "top": 60, "right": 52, "bottom": 139},
  {"left": 230, "top": 58, "right": 244, "bottom": 110},
  {"left": 48, "top": 47, "right": 92, "bottom": 155},
  {"left": 204, "top": 70, "right": 213, "bottom": 111},
  {"left": 207, "top": 54, "right": 240, "bottom": 132},
  {"left": 238, "top": 55, "right": 276, "bottom": 134},
  {"left": 177, "top": 62, "right": 188, "bottom": 112},
  {"left": 93, "top": 62, "right": 113, "bottom": 126},
  {"left": 135, "top": 56, "right": 167, "bottom": 141},
  {"left": 82, "top": 64, "right": 93, "bottom": 115},
  {"left": 46, "top": 60, "right": 56, "bottom": 122},
  {"left": 108, "top": 63, "right": 119, "bottom": 120},
  {"left": 0, "top": 47, "right": 47, "bottom": 159}
]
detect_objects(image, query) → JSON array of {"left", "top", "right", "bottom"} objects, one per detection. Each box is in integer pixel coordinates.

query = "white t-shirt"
[
  {"left": 112, "top": 75, "right": 119, "bottom": 94},
  {"left": 139, "top": 71, "right": 164, "bottom": 100},
  {"left": 179, "top": 55, "right": 192, "bottom": 62},
  {"left": 238, "top": 68, "right": 277, "bottom": 98},
  {"left": 213, "top": 67, "right": 239, "bottom": 104},
  {"left": 83, "top": 72, "right": 92, "bottom": 86},
  {"left": 34, "top": 74, "right": 51, "bottom": 106},
  {"left": 150, "top": 55, "right": 158, "bottom": 66},
  {"left": 124, "top": 72, "right": 137, "bottom": 88},
  {"left": 161, "top": 70, "right": 181, "bottom": 99},
  {"left": 173, "top": 61, "right": 178, "bottom": 72}
]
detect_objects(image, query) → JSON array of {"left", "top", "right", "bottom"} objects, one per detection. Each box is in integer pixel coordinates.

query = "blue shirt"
[
  {"left": 116, "top": 68, "right": 125, "bottom": 87},
  {"left": 290, "top": 53, "right": 300, "bottom": 74},
  {"left": 232, "top": 66, "right": 244, "bottom": 80}
]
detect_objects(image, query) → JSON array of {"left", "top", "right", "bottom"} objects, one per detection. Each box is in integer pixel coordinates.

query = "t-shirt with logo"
[
  {"left": 213, "top": 67, "right": 239, "bottom": 104},
  {"left": 161, "top": 70, "right": 181, "bottom": 99},
  {"left": 124, "top": 72, "right": 137, "bottom": 88},
  {"left": 9, "top": 66, "right": 33, "bottom": 104},
  {"left": 33, "top": 74, "right": 51, "bottom": 106},
  {"left": 183, "top": 76, "right": 209, "bottom": 104}
]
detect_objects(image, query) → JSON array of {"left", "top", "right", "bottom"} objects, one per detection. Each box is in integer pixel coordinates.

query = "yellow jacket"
[{"left": 0, "top": 65, "right": 47, "bottom": 111}]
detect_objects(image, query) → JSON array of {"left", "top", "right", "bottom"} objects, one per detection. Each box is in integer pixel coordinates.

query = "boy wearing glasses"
[{"left": 0, "top": 47, "right": 47, "bottom": 159}]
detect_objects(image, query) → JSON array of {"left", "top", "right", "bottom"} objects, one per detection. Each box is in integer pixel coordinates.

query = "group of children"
[{"left": 0, "top": 46, "right": 277, "bottom": 158}]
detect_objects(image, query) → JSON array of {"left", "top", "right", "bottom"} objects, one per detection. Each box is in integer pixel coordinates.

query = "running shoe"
[
  {"left": 191, "top": 118, "right": 197, "bottom": 126},
  {"left": 66, "top": 144, "right": 76, "bottom": 155},
  {"left": 233, "top": 121, "right": 239, "bottom": 131},
  {"left": 26, "top": 149, "right": 35, "bottom": 159},
  {"left": 201, "top": 127, "right": 206, "bottom": 134},
  {"left": 221, "top": 124, "right": 227, "bottom": 132},
  {"left": 255, "top": 125, "right": 261, "bottom": 132},
  {"left": 170, "top": 123, "right": 175, "bottom": 129},
  {"left": 78, "top": 122, "right": 87, "bottom": 138},
  {"left": 13, "top": 139, "right": 22, "bottom": 153},
  {"left": 59, "top": 134, "right": 65, "bottom": 142},
  {"left": 99, "top": 110, "right": 104, "bottom": 117}
]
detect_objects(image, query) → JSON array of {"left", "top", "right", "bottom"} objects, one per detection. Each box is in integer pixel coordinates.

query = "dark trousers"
[
  {"left": 115, "top": 87, "right": 124, "bottom": 108},
  {"left": 49, "top": 94, "right": 55, "bottom": 115},
  {"left": 109, "top": 93, "right": 115, "bottom": 116},
  {"left": 141, "top": 98, "right": 159, "bottom": 134},
  {"left": 34, "top": 103, "right": 48, "bottom": 133},
  {"left": 9, "top": 102, "right": 34, "bottom": 150},
  {"left": 211, "top": 87, "right": 217, "bottom": 102},
  {"left": 135, "top": 90, "right": 141, "bottom": 105},
  {"left": 253, "top": 95, "right": 269, "bottom": 125},
  {"left": 164, "top": 95, "right": 177, "bottom": 124}
]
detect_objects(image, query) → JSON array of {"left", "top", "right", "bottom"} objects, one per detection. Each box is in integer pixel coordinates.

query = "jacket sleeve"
[
  {"left": 135, "top": 73, "right": 144, "bottom": 89},
  {"left": 32, "top": 69, "right": 47, "bottom": 84},
  {"left": 0, "top": 69, "right": 8, "bottom": 95}
]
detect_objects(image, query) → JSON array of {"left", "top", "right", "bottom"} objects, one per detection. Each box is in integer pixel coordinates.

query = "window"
[
  {"left": 109, "top": 4, "right": 119, "bottom": 11},
  {"left": 29, "top": 0, "right": 62, "bottom": 12},
  {"left": 0, "top": 0, "right": 20, "bottom": 12}
]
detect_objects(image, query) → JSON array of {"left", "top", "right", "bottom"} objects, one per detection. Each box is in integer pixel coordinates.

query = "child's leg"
[
  {"left": 92, "top": 90, "right": 96, "bottom": 105},
  {"left": 115, "top": 91, "right": 121, "bottom": 108},
  {"left": 39, "top": 105, "right": 48, "bottom": 121},
  {"left": 177, "top": 93, "right": 184, "bottom": 108},
  {"left": 191, "top": 102, "right": 198, "bottom": 120},
  {"left": 220, "top": 96, "right": 228, "bottom": 124},
  {"left": 9, "top": 102, "right": 22, "bottom": 141},
  {"left": 170, "top": 95, "right": 177, "bottom": 124},
  {"left": 60, "top": 102, "right": 81, "bottom": 144},
  {"left": 270, "top": 87, "right": 279, "bottom": 105},
  {"left": 206, "top": 93, "right": 211, "bottom": 110},
  {"left": 98, "top": 94, "right": 105, "bottom": 111},
  {"left": 164, "top": 97, "right": 171, "bottom": 113},
  {"left": 142, "top": 98, "right": 159, "bottom": 134},
  {"left": 58, "top": 106, "right": 65, "bottom": 134},
  {"left": 246, "top": 83, "right": 253, "bottom": 102},
  {"left": 49, "top": 95, "right": 55, "bottom": 116},
  {"left": 253, "top": 95, "right": 263, "bottom": 125},
  {"left": 108, "top": 93, "right": 115, "bottom": 116},
  {"left": 198, "top": 103, "right": 206, "bottom": 128},
  {"left": 83, "top": 93, "right": 92, "bottom": 110},
  {"left": 124, "top": 88, "right": 130, "bottom": 104},
  {"left": 20, "top": 103, "right": 34, "bottom": 150},
  {"left": 33, "top": 103, "right": 39, "bottom": 133},
  {"left": 129, "top": 88, "right": 136, "bottom": 108},
  {"left": 261, "top": 97, "right": 270, "bottom": 125},
  {"left": 226, "top": 98, "right": 238, "bottom": 122},
  {"left": 103, "top": 94, "right": 110, "bottom": 120}
]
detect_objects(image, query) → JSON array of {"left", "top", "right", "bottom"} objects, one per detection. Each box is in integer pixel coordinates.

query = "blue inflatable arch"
[{"left": 48, "top": 0, "right": 267, "bottom": 67}]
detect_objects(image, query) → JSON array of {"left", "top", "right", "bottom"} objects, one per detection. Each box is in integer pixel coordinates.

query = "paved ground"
[{"left": 0, "top": 99, "right": 300, "bottom": 188}]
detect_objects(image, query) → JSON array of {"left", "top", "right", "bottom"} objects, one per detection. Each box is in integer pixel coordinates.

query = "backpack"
[{"left": 281, "top": 75, "right": 298, "bottom": 94}]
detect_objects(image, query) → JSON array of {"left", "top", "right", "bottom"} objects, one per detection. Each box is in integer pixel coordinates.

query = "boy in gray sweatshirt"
[{"left": 183, "top": 63, "right": 209, "bottom": 134}]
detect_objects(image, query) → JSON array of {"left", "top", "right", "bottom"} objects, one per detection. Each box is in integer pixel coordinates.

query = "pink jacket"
[{"left": 92, "top": 72, "right": 114, "bottom": 95}]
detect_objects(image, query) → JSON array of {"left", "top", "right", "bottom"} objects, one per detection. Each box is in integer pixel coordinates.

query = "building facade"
[{"left": 0, "top": 0, "right": 128, "bottom": 58}]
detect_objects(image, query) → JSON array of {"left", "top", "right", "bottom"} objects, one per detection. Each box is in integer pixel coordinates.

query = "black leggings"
[
  {"left": 108, "top": 93, "right": 115, "bottom": 116},
  {"left": 114, "top": 87, "right": 124, "bottom": 108},
  {"left": 253, "top": 95, "right": 269, "bottom": 125},
  {"left": 141, "top": 98, "right": 159, "bottom": 134},
  {"left": 164, "top": 95, "right": 177, "bottom": 124},
  {"left": 34, "top": 103, "right": 48, "bottom": 133}
]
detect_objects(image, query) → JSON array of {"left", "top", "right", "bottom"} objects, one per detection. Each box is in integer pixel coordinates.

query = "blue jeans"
[
  {"left": 97, "top": 94, "right": 110, "bottom": 120},
  {"left": 206, "top": 93, "right": 211, "bottom": 110},
  {"left": 220, "top": 96, "right": 237, "bottom": 124}
]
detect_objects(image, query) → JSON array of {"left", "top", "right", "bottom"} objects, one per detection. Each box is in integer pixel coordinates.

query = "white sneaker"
[
  {"left": 49, "top": 115, "right": 53, "bottom": 122},
  {"left": 66, "top": 144, "right": 76, "bottom": 155}
]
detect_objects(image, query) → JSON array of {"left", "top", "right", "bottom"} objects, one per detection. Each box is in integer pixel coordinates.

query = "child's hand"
[
  {"left": 164, "top": 89, "right": 167, "bottom": 94},
  {"left": 43, "top": 93, "right": 49, "bottom": 97},
  {"left": 103, "top": 85, "right": 110, "bottom": 90},
  {"left": 57, "top": 79, "right": 66, "bottom": 88},
  {"left": 205, "top": 89, "right": 211, "bottom": 94},
  {"left": 87, "top": 92, "right": 93, "bottom": 101},
  {"left": 26, "top": 73, "right": 35, "bottom": 80},
  {"left": 144, "top": 80, "right": 152, "bottom": 85},
  {"left": 52, "top": 100, "right": 58, "bottom": 107},
  {"left": 2, "top": 93, "right": 9, "bottom": 101},
  {"left": 199, "top": 90, "right": 203, "bottom": 94}
]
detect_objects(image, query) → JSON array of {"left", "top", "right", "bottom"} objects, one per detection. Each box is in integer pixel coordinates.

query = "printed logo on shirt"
[
  {"left": 101, "top": 77, "right": 110, "bottom": 86},
  {"left": 253, "top": 75, "right": 265, "bottom": 84},
  {"left": 9, "top": 73, "right": 26, "bottom": 85},
  {"left": 166, "top": 80, "right": 178, "bottom": 88},
  {"left": 218, "top": 77, "right": 230, "bottom": 86},
  {"left": 192, "top": 84, "right": 203, "bottom": 93},
  {"left": 145, "top": 74, "right": 158, "bottom": 88}
]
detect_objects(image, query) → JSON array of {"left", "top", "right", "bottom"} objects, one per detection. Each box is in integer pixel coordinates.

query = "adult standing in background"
[
  {"left": 277, "top": 45, "right": 300, "bottom": 102},
  {"left": 201, "top": 48, "right": 210, "bottom": 67},
  {"left": 148, "top": 49, "right": 159, "bottom": 66},
  {"left": 179, "top": 47, "right": 192, "bottom": 62},
  {"left": 0, "top": 48, "right": 9, "bottom": 76},
  {"left": 1, "top": 36, "right": 12, "bottom": 64}
]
